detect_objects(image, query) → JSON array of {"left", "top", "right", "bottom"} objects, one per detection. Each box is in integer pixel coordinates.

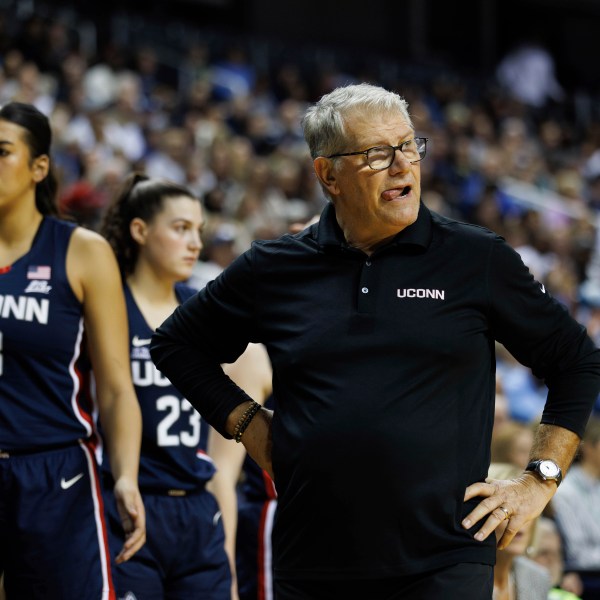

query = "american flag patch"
[{"left": 27, "top": 265, "right": 51, "bottom": 280}]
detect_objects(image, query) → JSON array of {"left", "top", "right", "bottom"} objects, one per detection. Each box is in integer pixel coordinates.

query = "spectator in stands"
[
  {"left": 552, "top": 418, "right": 600, "bottom": 599},
  {"left": 529, "top": 516, "right": 583, "bottom": 599},
  {"left": 188, "top": 220, "right": 242, "bottom": 291},
  {"left": 491, "top": 420, "right": 535, "bottom": 469},
  {"left": 489, "top": 463, "right": 552, "bottom": 600},
  {"left": 496, "top": 38, "right": 565, "bottom": 110},
  {"left": 144, "top": 127, "right": 190, "bottom": 184},
  {"left": 496, "top": 344, "right": 547, "bottom": 423}
]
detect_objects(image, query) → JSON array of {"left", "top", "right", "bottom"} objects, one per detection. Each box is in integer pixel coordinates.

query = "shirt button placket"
[{"left": 357, "top": 259, "right": 375, "bottom": 314}]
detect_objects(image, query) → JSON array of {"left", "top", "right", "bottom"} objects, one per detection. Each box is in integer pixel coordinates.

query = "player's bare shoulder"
[{"left": 66, "top": 226, "right": 120, "bottom": 301}]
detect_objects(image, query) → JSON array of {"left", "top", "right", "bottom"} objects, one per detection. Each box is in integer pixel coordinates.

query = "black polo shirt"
[{"left": 151, "top": 202, "right": 600, "bottom": 580}]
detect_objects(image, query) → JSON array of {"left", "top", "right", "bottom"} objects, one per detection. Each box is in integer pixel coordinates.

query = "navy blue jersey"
[
  {"left": 103, "top": 283, "right": 214, "bottom": 491},
  {"left": 0, "top": 217, "right": 94, "bottom": 451}
]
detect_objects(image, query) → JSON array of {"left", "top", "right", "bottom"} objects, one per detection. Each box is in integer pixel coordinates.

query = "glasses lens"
[
  {"left": 400, "top": 139, "right": 424, "bottom": 162},
  {"left": 415, "top": 137, "right": 427, "bottom": 160},
  {"left": 367, "top": 146, "right": 394, "bottom": 170},
  {"left": 366, "top": 139, "right": 427, "bottom": 169}
]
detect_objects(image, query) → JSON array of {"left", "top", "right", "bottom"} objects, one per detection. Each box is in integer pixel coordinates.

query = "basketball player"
[
  {"left": 100, "top": 173, "right": 231, "bottom": 599},
  {"left": 0, "top": 102, "right": 145, "bottom": 599},
  {"left": 208, "top": 343, "right": 273, "bottom": 600}
]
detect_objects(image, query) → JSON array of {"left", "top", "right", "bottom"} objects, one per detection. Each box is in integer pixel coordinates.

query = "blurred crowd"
[
  {"left": 2, "top": 6, "right": 600, "bottom": 426},
  {"left": 1, "top": 6, "right": 600, "bottom": 600}
]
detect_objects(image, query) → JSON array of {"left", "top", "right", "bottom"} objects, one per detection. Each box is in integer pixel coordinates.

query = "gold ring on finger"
[{"left": 499, "top": 506, "right": 511, "bottom": 520}]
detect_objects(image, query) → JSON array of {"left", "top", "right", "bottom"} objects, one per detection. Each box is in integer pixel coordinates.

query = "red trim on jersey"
[
  {"left": 74, "top": 364, "right": 95, "bottom": 434},
  {"left": 196, "top": 448, "right": 215, "bottom": 464},
  {"left": 257, "top": 499, "right": 276, "bottom": 600},
  {"left": 82, "top": 440, "right": 117, "bottom": 600},
  {"left": 0, "top": 265, "right": 11, "bottom": 274},
  {"left": 257, "top": 501, "right": 269, "bottom": 600},
  {"left": 262, "top": 469, "right": 277, "bottom": 500}
]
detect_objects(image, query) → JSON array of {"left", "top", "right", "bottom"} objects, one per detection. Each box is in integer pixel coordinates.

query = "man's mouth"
[{"left": 382, "top": 185, "right": 412, "bottom": 201}]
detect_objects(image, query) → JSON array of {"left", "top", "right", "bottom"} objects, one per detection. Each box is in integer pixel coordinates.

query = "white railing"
[{"left": 499, "top": 177, "right": 591, "bottom": 222}]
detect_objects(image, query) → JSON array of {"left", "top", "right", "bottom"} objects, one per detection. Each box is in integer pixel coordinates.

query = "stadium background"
[
  {"left": 1, "top": 0, "right": 600, "bottom": 424},
  {"left": 9, "top": 0, "right": 600, "bottom": 90}
]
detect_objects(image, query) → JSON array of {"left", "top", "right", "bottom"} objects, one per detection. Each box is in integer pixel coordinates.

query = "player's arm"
[
  {"left": 67, "top": 227, "right": 146, "bottom": 563},
  {"left": 208, "top": 343, "right": 273, "bottom": 599}
]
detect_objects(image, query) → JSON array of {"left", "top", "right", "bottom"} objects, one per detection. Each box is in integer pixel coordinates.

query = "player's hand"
[
  {"left": 113, "top": 476, "right": 146, "bottom": 563},
  {"left": 462, "top": 473, "right": 556, "bottom": 549}
]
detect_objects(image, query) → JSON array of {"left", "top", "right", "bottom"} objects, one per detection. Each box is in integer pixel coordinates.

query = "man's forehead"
[{"left": 343, "top": 110, "right": 413, "bottom": 144}]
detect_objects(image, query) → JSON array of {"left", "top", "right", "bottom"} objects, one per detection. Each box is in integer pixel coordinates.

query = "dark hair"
[
  {"left": 101, "top": 172, "right": 199, "bottom": 276},
  {"left": 0, "top": 101, "right": 58, "bottom": 216}
]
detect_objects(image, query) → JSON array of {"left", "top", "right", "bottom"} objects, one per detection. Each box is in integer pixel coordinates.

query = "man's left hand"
[{"left": 463, "top": 473, "right": 556, "bottom": 549}]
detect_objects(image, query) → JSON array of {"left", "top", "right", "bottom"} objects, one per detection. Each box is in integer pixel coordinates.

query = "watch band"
[{"left": 526, "top": 459, "right": 563, "bottom": 487}]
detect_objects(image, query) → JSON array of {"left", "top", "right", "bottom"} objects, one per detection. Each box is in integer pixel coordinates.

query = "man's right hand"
[{"left": 226, "top": 402, "right": 274, "bottom": 479}]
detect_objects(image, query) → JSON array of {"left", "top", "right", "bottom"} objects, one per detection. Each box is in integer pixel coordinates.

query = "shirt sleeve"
[
  {"left": 150, "top": 249, "right": 259, "bottom": 437},
  {"left": 488, "top": 236, "right": 600, "bottom": 437}
]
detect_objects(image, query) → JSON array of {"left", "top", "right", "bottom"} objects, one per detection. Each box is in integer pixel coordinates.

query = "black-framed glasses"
[{"left": 325, "top": 137, "right": 428, "bottom": 170}]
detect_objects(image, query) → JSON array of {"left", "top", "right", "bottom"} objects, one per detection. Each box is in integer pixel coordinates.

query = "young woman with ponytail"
[
  {"left": 0, "top": 102, "right": 145, "bottom": 600},
  {"left": 100, "top": 173, "right": 231, "bottom": 599}
]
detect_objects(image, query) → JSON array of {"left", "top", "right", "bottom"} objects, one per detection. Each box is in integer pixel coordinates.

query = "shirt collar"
[{"left": 315, "top": 201, "right": 432, "bottom": 252}]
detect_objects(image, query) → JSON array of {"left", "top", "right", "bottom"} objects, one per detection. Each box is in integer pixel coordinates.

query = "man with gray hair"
[{"left": 151, "top": 83, "right": 600, "bottom": 599}]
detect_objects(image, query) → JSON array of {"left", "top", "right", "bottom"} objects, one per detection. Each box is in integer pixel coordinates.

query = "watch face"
[{"left": 540, "top": 460, "right": 560, "bottom": 478}]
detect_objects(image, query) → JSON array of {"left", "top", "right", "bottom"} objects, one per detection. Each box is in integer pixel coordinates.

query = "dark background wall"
[
  {"left": 19, "top": 0, "right": 600, "bottom": 92},
  {"left": 248, "top": 0, "right": 600, "bottom": 90}
]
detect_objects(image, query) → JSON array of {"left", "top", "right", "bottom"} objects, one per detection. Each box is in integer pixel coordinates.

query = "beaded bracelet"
[{"left": 233, "top": 401, "right": 261, "bottom": 443}]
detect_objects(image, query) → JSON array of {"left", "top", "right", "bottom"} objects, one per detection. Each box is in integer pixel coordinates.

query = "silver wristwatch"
[{"left": 525, "top": 459, "right": 563, "bottom": 487}]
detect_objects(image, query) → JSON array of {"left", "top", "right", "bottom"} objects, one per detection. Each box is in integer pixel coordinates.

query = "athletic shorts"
[
  {"left": 237, "top": 496, "right": 277, "bottom": 600},
  {"left": 0, "top": 441, "right": 115, "bottom": 600},
  {"left": 104, "top": 487, "right": 231, "bottom": 600}
]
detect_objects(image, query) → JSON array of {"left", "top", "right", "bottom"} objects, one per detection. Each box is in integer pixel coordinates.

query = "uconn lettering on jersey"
[
  {"left": 397, "top": 288, "right": 445, "bottom": 300},
  {"left": 0, "top": 294, "right": 49, "bottom": 324},
  {"left": 132, "top": 359, "right": 171, "bottom": 387}
]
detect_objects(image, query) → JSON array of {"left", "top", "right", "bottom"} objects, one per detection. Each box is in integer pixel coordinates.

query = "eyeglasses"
[{"left": 325, "top": 137, "right": 428, "bottom": 170}]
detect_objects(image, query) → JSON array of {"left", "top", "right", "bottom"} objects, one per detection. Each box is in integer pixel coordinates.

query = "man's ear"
[
  {"left": 32, "top": 155, "right": 49, "bottom": 183},
  {"left": 130, "top": 218, "right": 148, "bottom": 245},
  {"left": 314, "top": 157, "right": 339, "bottom": 197}
]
